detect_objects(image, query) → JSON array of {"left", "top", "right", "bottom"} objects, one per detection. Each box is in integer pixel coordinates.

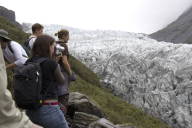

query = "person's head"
[
  {"left": 32, "top": 23, "right": 44, "bottom": 36},
  {"left": 32, "top": 34, "right": 55, "bottom": 58},
  {"left": 0, "top": 29, "right": 12, "bottom": 49},
  {"left": 55, "top": 29, "right": 69, "bottom": 42}
]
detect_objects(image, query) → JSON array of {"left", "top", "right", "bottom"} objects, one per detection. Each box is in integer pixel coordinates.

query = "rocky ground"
[{"left": 68, "top": 92, "right": 136, "bottom": 128}]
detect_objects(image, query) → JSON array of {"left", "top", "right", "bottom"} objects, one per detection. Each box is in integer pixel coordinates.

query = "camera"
[{"left": 55, "top": 44, "right": 65, "bottom": 56}]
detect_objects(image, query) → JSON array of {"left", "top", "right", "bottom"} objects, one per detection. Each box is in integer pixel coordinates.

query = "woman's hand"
[{"left": 55, "top": 55, "right": 62, "bottom": 62}]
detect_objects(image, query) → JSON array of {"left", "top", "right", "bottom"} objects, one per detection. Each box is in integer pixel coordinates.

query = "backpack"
[
  {"left": 13, "top": 57, "right": 47, "bottom": 110},
  {"left": 22, "top": 37, "right": 35, "bottom": 57}
]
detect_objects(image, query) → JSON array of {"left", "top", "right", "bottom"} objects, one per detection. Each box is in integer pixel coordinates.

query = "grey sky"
[
  {"left": 135, "top": 0, "right": 192, "bottom": 33},
  {"left": 0, "top": 0, "right": 192, "bottom": 34}
]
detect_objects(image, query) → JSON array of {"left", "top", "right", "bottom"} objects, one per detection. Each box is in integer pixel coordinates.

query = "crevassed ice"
[{"left": 45, "top": 25, "right": 192, "bottom": 128}]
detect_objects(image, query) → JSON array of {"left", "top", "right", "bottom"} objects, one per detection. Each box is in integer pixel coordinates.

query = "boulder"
[
  {"left": 89, "top": 118, "right": 136, "bottom": 128},
  {"left": 69, "top": 92, "right": 104, "bottom": 118},
  {"left": 89, "top": 118, "right": 118, "bottom": 128},
  {"left": 72, "top": 112, "right": 100, "bottom": 128}
]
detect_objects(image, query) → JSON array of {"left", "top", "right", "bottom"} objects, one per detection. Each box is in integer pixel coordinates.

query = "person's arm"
[
  {"left": 3, "top": 57, "right": 16, "bottom": 69},
  {"left": 6, "top": 63, "right": 16, "bottom": 69},
  {"left": 54, "top": 64, "right": 65, "bottom": 85},
  {"left": 0, "top": 47, "right": 42, "bottom": 128},
  {"left": 61, "top": 55, "right": 72, "bottom": 75}
]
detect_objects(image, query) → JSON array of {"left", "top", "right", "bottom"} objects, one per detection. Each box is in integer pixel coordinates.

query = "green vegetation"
[
  {"left": 0, "top": 16, "right": 28, "bottom": 43},
  {"left": 1, "top": 15, "right": 171, "bottom": 128},
  {"left": 69, "top": 56, "right": 101, "bottom": 87}
]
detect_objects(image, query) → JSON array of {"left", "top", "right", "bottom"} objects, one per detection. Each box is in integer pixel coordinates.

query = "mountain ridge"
[
  {"left": 0, "top": 6, "right": 22, "bottom": 29},
  {"left": 150, "top": 6, "right": 192, "bottom": 44}
]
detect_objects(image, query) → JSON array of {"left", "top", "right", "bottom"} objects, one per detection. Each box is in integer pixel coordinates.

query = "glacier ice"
[{"left": 44, "top": 25, "right": 192, "bottom": 128}]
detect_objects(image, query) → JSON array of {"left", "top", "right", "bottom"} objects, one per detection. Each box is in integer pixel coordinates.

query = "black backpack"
[
  {"left": 22, "top": 37, "right": 35, "bottom": 57},
  {"left": 13, "top": 58, "right": 47, "bottom": 110}
]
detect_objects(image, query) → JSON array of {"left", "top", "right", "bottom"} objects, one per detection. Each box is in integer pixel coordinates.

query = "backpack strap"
[
  {"left": 24, "top": 37, "right": 36, "bottom": 49},
  {"left": 34, "top": 57, "right": 50, "bottom": 100},
  {"left": 7, "top": 42, "right": 14, "bottom": 53}
]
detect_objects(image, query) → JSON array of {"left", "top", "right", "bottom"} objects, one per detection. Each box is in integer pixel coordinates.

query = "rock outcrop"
[
  {"left": 69, "top": 92, "right": 104, "bottom": 118},
  {"left": 0, "top": 6, "right": 22, "bottom": 28},
  {"left": 89, "top": 118, "right": 135, "bottom": 128},
  {"left": 68, "top": 92, "right": 136, "bottom": 128},
  {"left": 150, "top": 6, "right": 192, "bottom": 44}
]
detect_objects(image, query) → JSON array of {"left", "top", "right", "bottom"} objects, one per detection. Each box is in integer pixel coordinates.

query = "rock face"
[
  {"left": 69, "top": 92, "right": 104, "bottom": 118},
  {"left": 0, "top": 6, "right": 15, "bottom": 22},
  {"left": 150, "top": 7, "right": 192, "bottom": 44},
  {"left": 0, "top": 6, "right": 22, "bottom": 28},
  {"left": 69, "top": 92, "right": 134, "bottom": 128},
  {"left": 89, "top": 118, "right": 135, "bottom": 128}
]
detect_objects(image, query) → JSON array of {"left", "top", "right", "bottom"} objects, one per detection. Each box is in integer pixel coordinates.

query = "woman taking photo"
[
  {"left": 26, "top": 34, "right": 69, "bottom": 128},
  {"left": 55, "top": 29, "right": 76, "bottom": 115}
]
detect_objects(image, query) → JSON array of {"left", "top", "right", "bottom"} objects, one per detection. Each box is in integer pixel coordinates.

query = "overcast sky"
[{"left": 0, "top": 0, "right": 192, "bottom": 34}]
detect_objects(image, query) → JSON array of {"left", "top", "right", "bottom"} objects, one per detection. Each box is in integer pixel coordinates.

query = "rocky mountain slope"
[
  {"left": 150, "top": 6, "right": 192, "bottom": 44},
  {"left": 0, "top": 6, "right": 22, "bottom": 28}
]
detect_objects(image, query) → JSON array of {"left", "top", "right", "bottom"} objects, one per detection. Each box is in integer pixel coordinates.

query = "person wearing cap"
[
  {"left": 28, "top": 23, "right": 44, "bottom": 49},
  {"left": 0, "top": 39, "right": 43, "bottom": 128},
  {"left": 0, "top": 29, "right": 28, "bottom": 69}
]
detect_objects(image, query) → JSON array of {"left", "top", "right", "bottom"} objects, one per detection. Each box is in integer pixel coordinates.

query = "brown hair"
[
  {"left": 32, "top": 34, "right": 55, "bottom": 58},
  {"left": 55, "top": 29, "right": 69, "bottom": 39},
  {"left": 32, "top": 23, "right": 44, "bottom": 34}
]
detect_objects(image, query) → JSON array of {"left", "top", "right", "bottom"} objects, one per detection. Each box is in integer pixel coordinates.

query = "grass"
[
  {"left": 0, "top": 16, "right": 28, "bottom": 43},
  {"left": 69, "top": 55, "right": 101, "bottom": 87}
]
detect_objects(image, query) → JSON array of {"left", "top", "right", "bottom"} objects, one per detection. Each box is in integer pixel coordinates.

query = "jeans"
[{"left": 26, "top": 105, "right": 69, "bottom": 128}]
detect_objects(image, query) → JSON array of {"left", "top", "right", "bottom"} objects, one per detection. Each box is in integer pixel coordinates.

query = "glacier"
[{"left": 43, "top": 24, "right": 192, "bottom": 128}]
